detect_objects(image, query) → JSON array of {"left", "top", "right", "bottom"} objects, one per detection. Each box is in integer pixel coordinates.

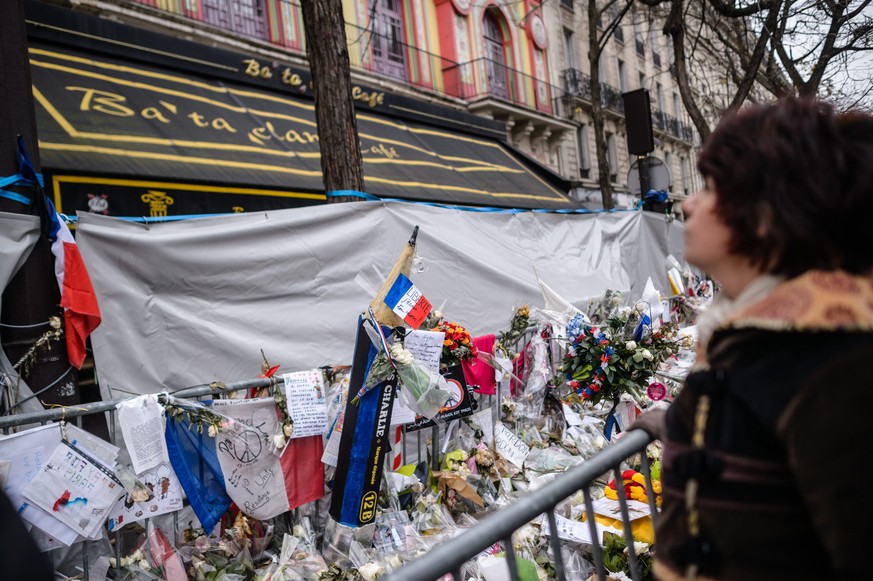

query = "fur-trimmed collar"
[
  {"left": 693, "top": 271, "right": 873, "bottom": 368},
  {"left": 724, "top": 270, "right": 873, "bottom": 332}
]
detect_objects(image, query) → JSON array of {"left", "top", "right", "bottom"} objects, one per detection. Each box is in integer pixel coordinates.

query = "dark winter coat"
[{"left": 652, "top": 270, "right": 873, "bottom": 581}]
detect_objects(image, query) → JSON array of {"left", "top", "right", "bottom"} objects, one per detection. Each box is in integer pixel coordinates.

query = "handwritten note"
[
  {"left": 494, "top": 423, "right": 530, "bottom": 468},
  {"left": 0, "top": 424, "right": 82, "bottom": 545},
  {"left": 384, "top": 273, "right": 432, "bottom": 329},
  {"left": 283, "top": 369, "right": 328, "bottom": 438},
  {"left": 22, "top": 441, "right": 124, "bottom": 539},
  {"left": 212, "top": 398, "right": 290, "bottom": 520},
  {"left": 391, "top": 330, "right": 445, "bottom": 425},
  {"left": 117, "top": 394, "right": 168, "bottom": 474}
]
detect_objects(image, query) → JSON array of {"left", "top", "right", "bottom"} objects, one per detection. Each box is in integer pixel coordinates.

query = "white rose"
[
  {"left": 633, "top": 351, "right": 644, "bottom": 363},
  {"left": 358, "top": 562, "right": 383, "bottom": 581},
  {"left": 642, "top": 349, "right": 653, "bottom": 361},
  {"left": 207, "top": 424, "right": 218, "bottom": 438},
  {"left": 389, "top": 344, "right": 414, "bottom": 366},
  {"left": 625, "top": 341, "right": 637, "bottom": 350},
  {"left": 283, "top": 422, "right": 293, "bottom": 437},
  {"left": 272, "top": 434, "right": 286, "bottom": 449}
]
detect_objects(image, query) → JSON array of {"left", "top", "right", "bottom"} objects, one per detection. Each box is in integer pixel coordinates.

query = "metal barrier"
[
  {"left": 0, "top": 328, "right": 640, "bottom": 581},
  {"left": 385, "top": 429, "right": 657, "bottom": 581}
]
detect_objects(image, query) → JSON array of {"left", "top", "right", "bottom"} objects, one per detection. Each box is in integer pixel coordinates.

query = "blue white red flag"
[
  {"left": 47, "top": 204, "right": 101, "bottom": 369},
  {"left": 382, "top": 273, "right": 431, "bottom": 329}
]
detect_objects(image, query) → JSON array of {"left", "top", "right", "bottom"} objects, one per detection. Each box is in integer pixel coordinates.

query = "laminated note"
[
  {"left": 22, "top": 441, "right": 124, "bottom": 539},
  {"left": 283, "top": 369, "right": 329, "bottom": 438}
]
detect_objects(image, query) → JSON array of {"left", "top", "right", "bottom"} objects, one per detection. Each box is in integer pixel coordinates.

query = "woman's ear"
[{"left": 756, "top": 203, "right": 773, "bottom": 239}]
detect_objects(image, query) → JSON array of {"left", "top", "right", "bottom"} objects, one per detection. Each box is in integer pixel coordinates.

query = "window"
[
  {"left": 370, "top": 0, "right": 407, "bottom": 80},
  {"left": 656, "top": 83, "right": 664, "bottom": 112},
  {"left": 613, "top": 9, "right": 625, "bottom": 43},
  {"left": 639, "top": 72, "right": 646, "bottom": 90},
  {"left": 202, "top": 0, "right": 266, "bottom": 39},
  {"left": 650, "top": 25, "right": 661, "bottom": 68},
  {"left": 618, "top": 59, "right": 627, "bottom": 92},
  {"left": 680, "top": 156, "right": 690, "bottom": 196},
  {"left": 673, "top": 93, "right": 681, "bottom": 117},
  {"left": 564, "top": 29, "right": 577, "bottom": 70},
  {"left": 665, "top": 152, "right": 673, "bottom": 192},
  {"left": 607, "top": 132, "right": 618, "bottom": 183},
  {"left": 577, "top": 125, "right": 591, "bottom": 179},
  {"left": 483, "top": 10, "right": 509, "bottom": 99},
  {"left": 633, "top": 17, "right": 645, "bottom": 55}
]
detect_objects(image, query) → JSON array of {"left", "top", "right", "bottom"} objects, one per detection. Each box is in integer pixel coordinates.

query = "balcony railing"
[
  {"left": 345, "top": 22, "right": 458, "bottom": 92},
  {"left": 562, "top": 68, "right": 625, "bottom": 114},
  {"left": 443, "top": 58, "right": 555, "bottom": 115},
  {"left": 652, "top": 110, "right": 695, "bottom": 143}
]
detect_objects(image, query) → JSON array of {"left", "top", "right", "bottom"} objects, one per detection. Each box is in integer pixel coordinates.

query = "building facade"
[{"left": 24, "top": 0, "right": 705, "bottom": 215}]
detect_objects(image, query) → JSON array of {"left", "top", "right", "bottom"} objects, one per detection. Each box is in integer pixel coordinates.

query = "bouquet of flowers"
[
  {"left": 495, "top": 305, "right": 530, "bottom": 360},
  {"left": 362, "top": 342, "right": 452, "bottom": 420},
  {"left": 430, "top": 321, "right": 478, "bottom": 369},
  {"left": 560, "top": 308, "right": 689, "bottom": 406}
]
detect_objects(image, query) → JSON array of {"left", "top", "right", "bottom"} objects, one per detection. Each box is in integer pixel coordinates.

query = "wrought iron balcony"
[
  {"left": 444, "top": 58, "right": 557, "bottom": 115},
  {"left": 561, "top": 69, "right": 625, "bottom": 114}
]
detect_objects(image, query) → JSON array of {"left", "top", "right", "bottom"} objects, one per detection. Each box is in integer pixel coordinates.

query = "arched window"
[
  {"left": 370, "top": 0, "right": 407, "bottom": 80},
  {"left": 483, "top": 10, "right": 509, "bottom": 99}
]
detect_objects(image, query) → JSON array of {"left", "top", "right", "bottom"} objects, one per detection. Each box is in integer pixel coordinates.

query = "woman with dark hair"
[{"left": 631, "top": 97, "right": 873, "bottom": 580}]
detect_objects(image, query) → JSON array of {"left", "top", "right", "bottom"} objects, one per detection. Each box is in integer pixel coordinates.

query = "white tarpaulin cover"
[
  {"left": 73, "top": 202, "right": 686, "bottom": 399},
  {"left": 0, "top": 212, "right": 45, "bottom": 414}
]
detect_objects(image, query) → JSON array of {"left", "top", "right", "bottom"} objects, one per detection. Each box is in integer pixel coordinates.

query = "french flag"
[
  {"left": 47, "top": 203, "right": 101, "bottom": 369},
  {"left": 382, "top": 273, "right": 431, "bottom": 329}
]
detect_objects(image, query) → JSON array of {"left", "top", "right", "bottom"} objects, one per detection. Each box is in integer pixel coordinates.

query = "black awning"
[{"left": 29, "top": 43, "right": 578, "bottom": 213}]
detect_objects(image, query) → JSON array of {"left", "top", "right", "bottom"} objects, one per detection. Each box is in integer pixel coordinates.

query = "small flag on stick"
[
  {"left": 369, "top": 226, "right": 419, "bottom": 327},
  {"left": 383, "top": 273, "right": 431, "bottom": 329}
]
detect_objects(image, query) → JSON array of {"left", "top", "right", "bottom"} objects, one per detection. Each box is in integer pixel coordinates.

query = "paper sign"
[
  {"left": 117, "top": 394, "right": 168, "bottom": 474},
  {"left": 383, "top": 273, "right": 432, "bottom": 329},
  {"left": 392, "top": 330, "right": 444, "bottom": 426},
  {"left": 212, "top": 398, "right": 292, "bottom": 520},
  {"left": 283, "top": 369, "right": 329, "bottom": 438},
  {"left": 22, "top": 441, "right": 125, "bottom": 539},
  {"left": 107, "top": 461, "right": 184, "bottom": 531},
  {"left": 0, "top": 424, "right": 82, "bottom": 545},
  {"left": 66, "top": 424, "right": 120, "bottom": 467},
  {"left": 493, "top": 423, "right": 530, "bottom": 468},
  {"left": 541, "top": 513, "right": 622, "bottom": 544},
  {"left": 591, "top": 497, "right": 652, "bottom": 520}
]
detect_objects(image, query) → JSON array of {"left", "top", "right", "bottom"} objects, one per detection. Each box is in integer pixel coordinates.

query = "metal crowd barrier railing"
[
  {"left": 1, "top": 324, "right": 600, "bottom": 580},
  {"left": 385, "top": 429, "right": 657, "bottom": 581}
]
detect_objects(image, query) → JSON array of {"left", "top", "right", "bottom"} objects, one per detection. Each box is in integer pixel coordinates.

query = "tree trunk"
[
  {"left": 300, "top": 0, "right": 365, "bottom": 203},
  {"left": 0, "top": 0, "right": 79, "bottom": 412},
  {"left": 588, "top": 0, "right": 613, "bottom": 210}
]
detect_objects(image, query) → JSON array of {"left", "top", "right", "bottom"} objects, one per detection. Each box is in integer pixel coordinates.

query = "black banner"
[{"left": 329, "top": 319, "right": 397, "bottom": 527}]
